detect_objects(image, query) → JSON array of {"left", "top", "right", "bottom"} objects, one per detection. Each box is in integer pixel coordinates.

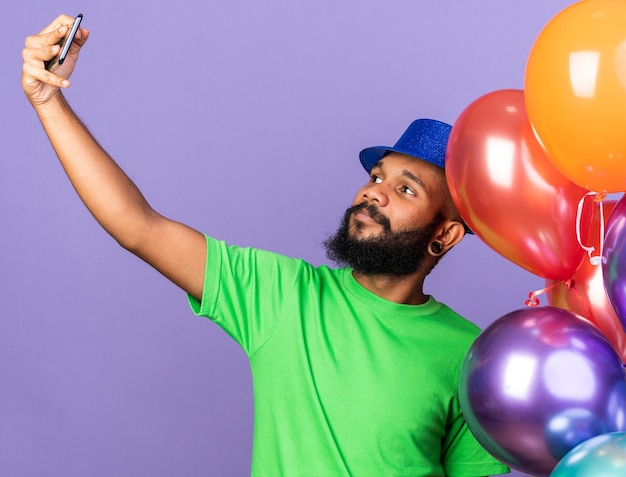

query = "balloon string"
[
  {"left": 597, "top": 197, "right": 605, "bottom": 265},
  {"left": 576, "top": 191, "right": 606, "bottom": 266},
  {"left": 567, "top": 281, "right": 594, "bottom": 321},
  {"left": 524, "top": 279, "right": 574, "bottom": 306}
]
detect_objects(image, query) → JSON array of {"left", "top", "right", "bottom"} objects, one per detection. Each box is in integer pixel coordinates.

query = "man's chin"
[
  {"left": 349, "top": 220, "right": 385, "bottom": 241},
  {"left": 349, "top": 229, "right": 384, "bottom": 242}
]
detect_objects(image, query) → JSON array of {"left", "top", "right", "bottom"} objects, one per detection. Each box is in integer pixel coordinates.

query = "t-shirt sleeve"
[
  {"left": 441, "top": 394, "right": 510, "bottom": 477},
  {"left": 187, "top": 235, "right": 304, "bottom": 355}
]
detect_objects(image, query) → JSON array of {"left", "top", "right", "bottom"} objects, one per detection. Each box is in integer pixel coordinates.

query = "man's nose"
[{"left": 363, "top": 183, "right": 389, "bottom": 206}]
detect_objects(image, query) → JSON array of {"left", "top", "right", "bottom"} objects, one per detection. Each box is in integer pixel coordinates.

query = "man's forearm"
[{"left": 34, "top": 92, "right": 156, "bottom": 250}]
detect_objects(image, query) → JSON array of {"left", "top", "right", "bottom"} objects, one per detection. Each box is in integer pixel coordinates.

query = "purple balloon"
[
  {"left": 603, "top": 195, "right": 626, "bottom": 335},
  {"left": 459, "top": 306, "right": 626, "bottom": 477}
]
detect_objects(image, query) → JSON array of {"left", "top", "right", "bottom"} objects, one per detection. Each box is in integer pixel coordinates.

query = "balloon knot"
[
  {"left": 525, "top": 292, "right": 540, "bottom": 307},
  {"left": 594, "top": 192, "right": 607, "bottom": 202},
  {"left": 524, "top": 281, "right": 566, "bottom": 307}
]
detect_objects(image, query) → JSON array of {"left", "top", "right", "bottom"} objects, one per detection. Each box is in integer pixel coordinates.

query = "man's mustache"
[{"left": 350, "top": 202, "right": 391, "bottom": 232}]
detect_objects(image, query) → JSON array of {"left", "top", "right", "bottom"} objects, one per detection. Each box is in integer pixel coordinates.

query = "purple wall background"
[{"left": 2, "top": 2, "right": 577, "bottom": 476}]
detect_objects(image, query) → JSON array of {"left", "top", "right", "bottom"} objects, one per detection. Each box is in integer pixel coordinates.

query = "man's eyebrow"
[
  {"left": 371, "top": 161, "right": 384, "bottom": 172},
  {"left": 402, "top": 169, "right": 426, "bottom": 190},
  {"left": 372, "top": 160, "right": 427, "bottom": 191}
]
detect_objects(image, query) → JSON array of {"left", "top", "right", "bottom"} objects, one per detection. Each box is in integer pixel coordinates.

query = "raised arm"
[{"left": 21, "top": 15, "right": 207, "bottom": 300}]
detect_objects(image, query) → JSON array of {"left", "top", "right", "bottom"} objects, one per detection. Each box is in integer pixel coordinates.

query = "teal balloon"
[{"left": 550, "top": 432, "right": 626, "bottom": 476}]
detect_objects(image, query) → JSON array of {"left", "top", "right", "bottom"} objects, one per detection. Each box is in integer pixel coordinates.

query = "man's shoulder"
[{"left": 428, "top": 299, "right": 482, "bottom": 338}]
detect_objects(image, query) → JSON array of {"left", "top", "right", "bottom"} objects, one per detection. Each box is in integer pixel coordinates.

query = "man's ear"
[{"left": 434, "top": 220, "right": 466, "bottom": 253}]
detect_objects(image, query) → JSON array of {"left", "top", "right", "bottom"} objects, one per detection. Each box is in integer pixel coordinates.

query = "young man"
[{"left": 21, "top": 15, "right": 509, "bottom": 477}]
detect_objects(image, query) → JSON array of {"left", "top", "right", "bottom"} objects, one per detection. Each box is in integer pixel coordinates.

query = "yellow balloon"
[{"left": 525, "top": 0, "right": 626, "bottom": 193}]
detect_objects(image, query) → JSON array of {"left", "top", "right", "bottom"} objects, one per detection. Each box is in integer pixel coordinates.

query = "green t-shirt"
[{"left": 189, "top": 236, "right": 508, "bottom": 477}]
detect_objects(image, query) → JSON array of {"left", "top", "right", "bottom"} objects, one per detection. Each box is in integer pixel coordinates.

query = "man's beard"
[{"left": 324, "top": 202, "right": 442, "bottom": 276}]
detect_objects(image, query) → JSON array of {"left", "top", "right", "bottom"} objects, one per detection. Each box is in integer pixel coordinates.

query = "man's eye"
[
  {"left": 401, "top": 186, "right": 415, "bottom": 196},
  {"left": 372, "top": 175, "right": 382, "bottom": 184}
]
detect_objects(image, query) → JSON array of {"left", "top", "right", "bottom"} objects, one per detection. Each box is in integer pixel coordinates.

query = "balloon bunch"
[{"left": 446, "top": 1, "right": 626, "bottom": 475}]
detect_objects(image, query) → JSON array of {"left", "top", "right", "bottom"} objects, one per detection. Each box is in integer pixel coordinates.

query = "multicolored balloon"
[
  {"left": 547, "top": 200, "right": 626, "bottom": 362},
  {"left": 603, "top": 195, "right": 626, "bottom": 337},
  {"left": 446, "top": 89, "right": 590, "bottom": 280},
  {"left": 459, "top": 306, "right": 626, "bottom": 477},
  {"left": 550, "top": 432, "right": 626, "bottom": 477},
  {"left": 525, "top": 0, "right": 626, "bottom": 193}
]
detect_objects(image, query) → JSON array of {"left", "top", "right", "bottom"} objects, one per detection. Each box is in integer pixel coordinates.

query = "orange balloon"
[
  {"left": 525, "top": 0, "right": 626, "bottom": 193},
  {"left": 547, "top": 201, "right": 626, "bottom": 363},
  {"left": 446, "top": 89, "right": 591, "bottom": 280}
]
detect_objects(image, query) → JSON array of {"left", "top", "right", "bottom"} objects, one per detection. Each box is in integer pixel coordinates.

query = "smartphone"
[{"left": 45, "top": 14, "right": 83, "bottom": 71}]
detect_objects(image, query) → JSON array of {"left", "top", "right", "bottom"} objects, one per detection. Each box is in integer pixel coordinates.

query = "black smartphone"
[{"left": 45, "top": 14, "right": 83, "bottom": 71}]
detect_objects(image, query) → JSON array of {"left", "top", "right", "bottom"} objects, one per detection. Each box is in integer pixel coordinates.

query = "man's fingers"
[
  {"left": 72, "top": 28, "right": 89, "bottom": 48},
  {"left": 36, "top": 14, "right": 76, "bottom": 36},
  {"left": 22, "top": 42, "right": 59, "bottom": 66},
  {"left": 22, "top": 60, "right": 69, "bottom": 89},
  {"left": 24, "top": 26, "right": 89, "bottom": 55},
  {"left": 24, "top": 25, "right": 67, "bottom": 49},
  {"left": 22, "top": 40, "right": 69, "bottom": 89}
]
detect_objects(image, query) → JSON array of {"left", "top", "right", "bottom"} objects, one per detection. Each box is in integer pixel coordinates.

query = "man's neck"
[{"left": 352, "top": 270, "right": 428, "bottom": 305}]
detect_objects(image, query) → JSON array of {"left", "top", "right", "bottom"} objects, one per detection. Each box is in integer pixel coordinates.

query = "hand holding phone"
[{"left": 45, "top": 14, "right": 83, "bottom": 72}]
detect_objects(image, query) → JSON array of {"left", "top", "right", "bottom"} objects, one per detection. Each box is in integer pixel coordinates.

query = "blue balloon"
[
  {"left": 545, "top": 408, "right": 605, "bottom": 458},
  {"left": 550, "top": 432, "right": 626, "bottom": 476}
]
